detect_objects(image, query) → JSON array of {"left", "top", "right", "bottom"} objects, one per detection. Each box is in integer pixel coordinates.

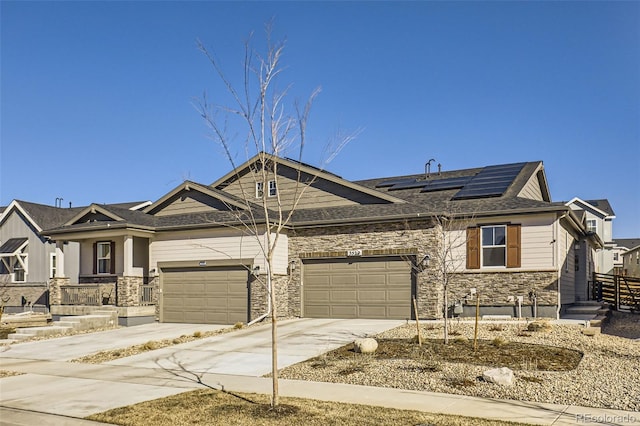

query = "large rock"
[
  {"left": 483, "top": 367, "right": 514, "bottom": 386},
  {"left": 353, "top": 337, "right": 378, "bottom": 354}
]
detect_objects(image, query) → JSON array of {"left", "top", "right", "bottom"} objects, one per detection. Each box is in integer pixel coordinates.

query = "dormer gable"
[
  {"left": 65, "top": 204, "right": 125, "bottom": 225},
  {"left": 144, "top": 181, "right": 248, "bottom": 217}
]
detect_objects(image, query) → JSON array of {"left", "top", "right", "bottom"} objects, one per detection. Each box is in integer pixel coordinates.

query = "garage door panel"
[
  {"left": 330, "top": 305, "right": 358, "bottom": 318},
  {"left": 332, "top": 290, "right": 357, "bottom": 302},
  {"left": 358, "top": 306, "right": 389, "bottom": 318},
  {"left": 161, "top": 267, "right": 248, "bottom": 324},
  {"left": 303, "top": 257, "right": 412, "bottom": 320},
  {"left": 357, "top": 290, "right": 386, "bottom": 302}
]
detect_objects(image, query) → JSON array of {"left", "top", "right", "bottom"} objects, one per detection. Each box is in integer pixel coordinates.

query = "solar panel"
[
  {"left": 452, "top": 163, "right": 526, "bottom": 200},
  {"left": 387, "top": 180, "right": 432, "bottom": 191},
  {"left": 420, "top": 176, "right": 472, "bottom": 192},
  {"left": 375, "top": 178, "right": 416, "bottom": 188}
]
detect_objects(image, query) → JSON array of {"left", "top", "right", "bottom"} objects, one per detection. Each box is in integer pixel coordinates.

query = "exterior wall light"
[
  {"left": 252, "top": 265, "right": 260, "bottom": 276},
  {"left": 421, "top": 254, "right": 431, "bottom": 268}
]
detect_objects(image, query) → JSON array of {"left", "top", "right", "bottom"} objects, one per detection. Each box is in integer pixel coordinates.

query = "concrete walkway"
[{"left": 1, "top": 319, "right": 638, "bottom": 426}]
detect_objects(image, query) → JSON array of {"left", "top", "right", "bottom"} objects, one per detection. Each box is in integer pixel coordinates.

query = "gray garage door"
[
  {"left": 303, "top": 257, "right": 412, "bottom": 319},
  {"left": 161, "top": 266, "right": 248, "bottom": 324}
]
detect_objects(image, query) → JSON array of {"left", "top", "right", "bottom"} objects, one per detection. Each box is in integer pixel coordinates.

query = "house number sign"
[{"left": 347, "top": 249, "right": 363, "bottom": 257}]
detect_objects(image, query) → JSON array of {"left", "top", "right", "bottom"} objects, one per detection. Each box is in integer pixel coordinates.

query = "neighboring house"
[
  {"left": 622, "top": 245, "right": 640, "bottom": 278},
  {"left": 566, "top": 198, "right": 617, "bottom": 275},
  {"left": 612, "top": 238, "right": 640, "bottom": 275},
  {"left": 41, "top": 154, "right": 600, "bottom": 324},
  {"left": 0, "top": 200, "right": 150, "bottom": 313}
]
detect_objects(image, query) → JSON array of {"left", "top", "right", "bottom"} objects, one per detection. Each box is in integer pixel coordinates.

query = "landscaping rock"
[
  {"left": 483, "top": 367, "right": 514, "bottom": 386},
  {"left": 353, "top": 337, "right": 378, "bottom": 354}
]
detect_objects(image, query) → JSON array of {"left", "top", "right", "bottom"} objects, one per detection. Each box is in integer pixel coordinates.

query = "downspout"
[{"left": 248, "top": 263, "right": 271, "bottom": 326}]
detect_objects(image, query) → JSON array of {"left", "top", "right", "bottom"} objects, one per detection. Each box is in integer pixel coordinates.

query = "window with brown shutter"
[{"left": 466, "top": 227, "right": 480, "bottom": 269}]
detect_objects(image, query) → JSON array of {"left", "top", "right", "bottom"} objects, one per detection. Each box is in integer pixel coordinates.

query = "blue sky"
[{"left": 1, "top": 1, "right": 638, "bottom": 238}]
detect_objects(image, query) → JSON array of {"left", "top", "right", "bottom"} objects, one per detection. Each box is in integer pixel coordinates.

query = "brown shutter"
[
  {"left": 466, "top": 227, "right": 480, "bottom": 269},
  {"left": 507, "top": 224, "right": 521, "bottom": 268},
  {"left": 93, "top": 242, "right": 97, "bottom": 274},
  {"left": 110, "top": 241, "right": 116, "bottom": 274}
]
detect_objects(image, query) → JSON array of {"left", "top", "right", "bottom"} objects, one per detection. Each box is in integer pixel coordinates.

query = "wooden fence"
[{"left": 592, "top": 273, "right": 640, "bottom": 311}]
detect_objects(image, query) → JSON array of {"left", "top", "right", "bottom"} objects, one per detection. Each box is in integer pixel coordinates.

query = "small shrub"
[
  {"left": 454, "top": 336, "right": 468, "bottom": 343},
  {"left": 491, "top": 337, "right": 509, "bottom": 348},
  {"left": 448, "top": 329, "right": 462, "bottom": 336},
  {"left": 410, "top": 334, "right": 423, "bottom": 344},
  {"left": 489, "top": 324, "right": 504, "bottom": 332},
  {"left": 234, "top": 322, "right": 244, "bottom": 329},
  {"left": 520, "top": 357, "right": 538, "bottom": 371},
  {"left": 338, "top": 353, "right": 372, "bottom": 376},
  {"left": 172, "top": 338, "right": 182, "bottom": 345},
  {"left": 193, "top": 331, "right": 202, "bottom": 338},
  {"left": 142, "top": 341, "right": 158, "bottom": 351},
  {"left": 527, "top": 320, "right": 553, "bottom": 333},
  {"left": 423, "top": 323, "right": 437, "bottom": 331},
  {"left": 517, "top": 330, "right": 532, "bottom": 337}
]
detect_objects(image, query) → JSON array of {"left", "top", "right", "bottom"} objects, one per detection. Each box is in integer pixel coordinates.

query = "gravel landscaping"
[{"left": 279, "top": 317, "right": 640, "bottom": 411}]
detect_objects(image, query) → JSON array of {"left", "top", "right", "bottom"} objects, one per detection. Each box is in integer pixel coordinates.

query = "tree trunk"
[
  {"left": 269, "top": 271, "right": 279, "bottom": 407},
  {"left": 443, "top": 289, "right": 449, "bottom": 344}
]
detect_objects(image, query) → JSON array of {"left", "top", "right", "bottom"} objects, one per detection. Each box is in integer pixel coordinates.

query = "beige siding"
[
  {"left": 450, "top": 214, "right": 556, "bottom": 271},
  {"left": 221, "top": 167, "right": 384, "bottom": 210},
  {"left": 559, "top": 228, "right": 576, "bottom": 304},
  {"left": 150, "top": 228, "right": 288, "bottom": 275},
  {"left": 79, "top": 237, "right": 124, "bottom": 276},
  {"left": 518, "top": 173, "right": 544, "bottom": 201}
]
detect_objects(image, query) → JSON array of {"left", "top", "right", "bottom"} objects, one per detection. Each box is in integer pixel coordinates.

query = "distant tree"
[{"left": 195, "top": 22, "right": 357, "bottom": 408}]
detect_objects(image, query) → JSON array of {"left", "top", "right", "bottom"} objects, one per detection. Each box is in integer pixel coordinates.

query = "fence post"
[{"left": 614, "top": 275, "right": 620, "bottom": 310}]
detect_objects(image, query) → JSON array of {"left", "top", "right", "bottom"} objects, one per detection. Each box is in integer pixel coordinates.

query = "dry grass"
[
  {"left": 0, "top": 370, "right": 23, "bottom": 378},
  {"left": 86, "top": 389, "right": 529, "bottom": 426}
]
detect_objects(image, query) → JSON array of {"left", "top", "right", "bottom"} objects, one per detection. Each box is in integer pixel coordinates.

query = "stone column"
[
  {"left": 49, "top": 277, "right": 70, "bottom": 305},
  {"left": 116, "top": 276, "right": 142, "bottom": 307}
]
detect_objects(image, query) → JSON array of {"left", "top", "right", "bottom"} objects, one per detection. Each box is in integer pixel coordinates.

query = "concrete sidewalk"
[{"left": 0, "top": 357, "right": 637, "bottom": 425}]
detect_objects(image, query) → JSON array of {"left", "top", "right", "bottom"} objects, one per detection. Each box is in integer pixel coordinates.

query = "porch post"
[
  {"left": 123, "top": 235, "right": 133, "bottom": 276},
  {"left": 55, "top": 241, "right": 65, "bottom": 277}
]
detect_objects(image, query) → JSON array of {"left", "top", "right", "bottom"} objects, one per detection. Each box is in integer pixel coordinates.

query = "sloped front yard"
[{"left": 278, "top": 316, "right": 640, "bottom": 411}]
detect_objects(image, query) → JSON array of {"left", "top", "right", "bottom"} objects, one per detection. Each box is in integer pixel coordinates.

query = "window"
[
  {"left": 13, "top": 258, "right": 26, "bottom": 282},
  {"left": 50, "top": 253, "right": 57, "bottom": 278},
  {"left": 481, "top": 226, "right": 506, "bottom": 267},
  {"left": 268, "top": 180, "right": 277, "bottom": 197},
  {"left": 586, "top": 219, "right": 597, "bottom": 233},
  {"left": 613, "top": 253, "right": 619, "bottom": 261},
  {"left": 467, "top": 224, "right": 521, "bottom": 269},
  {"left": 96, "top": 242, "right": 111, "bottom": 274},
  {"left": 256, "top": 180, "right": 277, "bottom": 198}
]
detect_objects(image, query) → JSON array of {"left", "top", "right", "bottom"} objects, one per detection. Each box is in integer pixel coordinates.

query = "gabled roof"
[
  {"left": 565, "top": 197, "right": 615, "bottom": 218},
  {"left": 0, "top": 200, "right": 84, "bottom": 232},
  {"left": 211, "top": 152, "right": 407, "bottom": 205},
  {"left": 614, "top": 238, "right": 640, "bottom": 251},
  {"left": 144, "top": 180, "right": 250, "bottom": 215}
]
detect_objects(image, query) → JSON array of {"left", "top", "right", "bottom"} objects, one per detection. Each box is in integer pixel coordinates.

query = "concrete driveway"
[
  {"left": 106, "top": 318, "right": 403, "bottom": 376},
  {"left": 0, "top": 318, "right": 403, "bottom": 419}
]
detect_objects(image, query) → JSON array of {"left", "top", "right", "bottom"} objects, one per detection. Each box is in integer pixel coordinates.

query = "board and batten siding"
[
  {"left": 153, "top": 192, "right": 235, "bottom": 217},
  {"left": 221, "top": 168, "right": 383, "bottom": 211},
  {"left": 0, "top": 210, "right": 79, "bottom": 283},
  {"left": 449, "top": 214, "right": 557, "bottom": 271},
  {"left": 517, "top": 172, "right": 544, "bottom": 201},
  {"left": 150, "top": 228, "right": 289, "bottom": 275}
]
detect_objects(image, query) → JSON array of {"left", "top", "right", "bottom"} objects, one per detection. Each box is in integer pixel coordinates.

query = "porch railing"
[
  {"left": 61, "top": 284, "right": 115, "bottom": 306},
  {"left": 139, "top": 284, "right": 154, "bottom": 306}
]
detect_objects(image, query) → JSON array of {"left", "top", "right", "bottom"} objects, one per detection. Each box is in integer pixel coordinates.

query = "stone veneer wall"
[
  {"left": 116, "top": 276, "right": 144, "bottom": 307},
  {"left": 288, "top": 221, "right": 443, "bottom": 318},
  {"left": 447, "top": 270, "right": 559, "bottom": 311},
  {"left": 49, "top": 277, "right": 70, "bottom": 305},
  {"left": 249, "top": 274, "right": 290, "bottom": 321},
  {"left": 1, "top": 283, "right": 50, "bottom": 311}
]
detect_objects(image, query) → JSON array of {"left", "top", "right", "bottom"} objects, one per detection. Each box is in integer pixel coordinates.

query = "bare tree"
[
  {"left": 428, "top": 206, "right": 475, "bottom": 344},
  {"left": 194, "top": 23, "right": 356, "bottom": 408}
]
